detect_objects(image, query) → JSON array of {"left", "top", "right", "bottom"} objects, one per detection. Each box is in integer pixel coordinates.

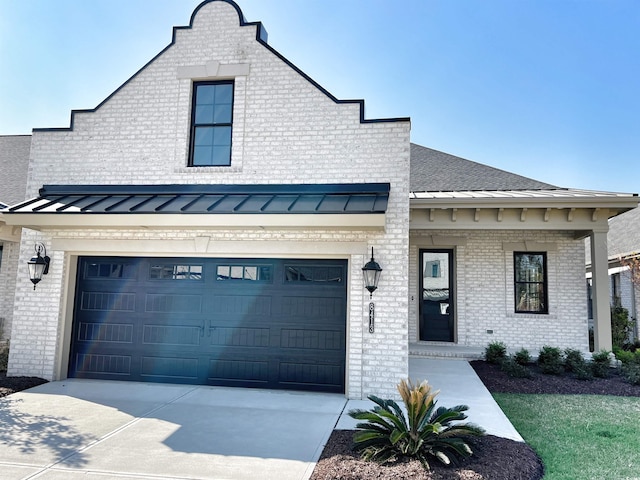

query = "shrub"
[
  {"left": 621, "top": 364, "right": 640, "bottom": 385},
  {"left": 573, "top": 365, "right": 594, "bottom": 381},
  {"left": 484, "top": 342, "right": 507, "bottom": 364},
  {"left": 500, "top": 356, "right": 533, "bottom": 378},
  {"left": 614, "top": 348, "right": 636, "bottom": 365},
  {"left": 514, "top": 348, "right": 531, "bottom": 365},
  {"left": 591, "top": 350, "right": 611, "bottom": 378},
  {"left": 564, "top": 348, "right": 587, "bottom": 373},
  {"left": 611, "top": 306, "right": 634, "bottom": 349},
  {"left": 349, "top": 379, "right": 485, "bottom": 469},
  {"left": 538, "top": 346, "right": 564, "bottom": 375}
]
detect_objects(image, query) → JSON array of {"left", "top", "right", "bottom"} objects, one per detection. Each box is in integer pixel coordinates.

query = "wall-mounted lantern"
[
  {"left": 27, "top": 243, "right": 50, "bottom": 290},
  {"left": 362, "top": 247, "right": 382, "bottom": 298}
]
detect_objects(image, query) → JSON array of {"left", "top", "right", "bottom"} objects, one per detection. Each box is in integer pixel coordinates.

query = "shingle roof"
[{"left": 410, "top": 143, "right": 559, "bottom": 192}]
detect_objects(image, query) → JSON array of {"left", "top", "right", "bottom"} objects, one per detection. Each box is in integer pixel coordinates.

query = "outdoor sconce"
[
  {"left": 27, "top": 243, "right": 50, "bottom": 290},
  {"left": 362, "top": 247, "right": 382, "bottom": 298}
]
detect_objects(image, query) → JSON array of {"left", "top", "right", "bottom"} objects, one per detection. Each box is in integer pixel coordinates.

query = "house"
[
  {"left": 586, "top": 206, "right": 640, "bottom": 342},
  {"left": 0, "top": 0, "right": 637, "bottom": 399},
  {"left": 0, "top": 135, "right": 31, "bottom": 342}
]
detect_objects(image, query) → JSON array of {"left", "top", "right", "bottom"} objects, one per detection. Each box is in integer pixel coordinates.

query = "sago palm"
[{"left": 348, "top": 378, "right": 484, "bottom": 470}]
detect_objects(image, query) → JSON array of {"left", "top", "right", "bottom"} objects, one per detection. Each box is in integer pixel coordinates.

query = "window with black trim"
[
  {"left": 514, "top": 252, "right": 548, "bottom": 314},
  {"left": 216, "top": 265, "right": 272, "bottom": 282},
  {"left": 189, "top": 81, "right": 233, "bottom": 166},
  {"left": 284, "top": 265, "right": 343, "bottom": 283},
  {"left": 149, "top": 264, "right": 203, "bottom": 280}
]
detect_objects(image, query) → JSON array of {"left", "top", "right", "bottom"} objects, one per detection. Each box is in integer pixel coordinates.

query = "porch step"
[{"left": 409, "top": 343, "right": 484, "bottom": 360}]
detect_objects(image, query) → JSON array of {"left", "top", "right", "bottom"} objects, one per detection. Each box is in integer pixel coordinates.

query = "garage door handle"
[{"left": 200, "top": 319, "right": 205, "bottom": 337}]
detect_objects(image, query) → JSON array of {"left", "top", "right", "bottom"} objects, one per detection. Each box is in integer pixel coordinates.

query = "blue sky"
[{"left": 1, "top": 0, "right": 638, "bottom": 193}]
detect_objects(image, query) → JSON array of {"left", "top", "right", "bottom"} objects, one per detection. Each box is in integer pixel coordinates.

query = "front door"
[{"left": 419, "top": 249, "right": 454, "bottom": 342}]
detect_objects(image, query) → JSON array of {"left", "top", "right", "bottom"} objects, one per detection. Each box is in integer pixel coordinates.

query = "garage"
[{"left": 69, "top": 256, "right": 347, "bottom": 393}]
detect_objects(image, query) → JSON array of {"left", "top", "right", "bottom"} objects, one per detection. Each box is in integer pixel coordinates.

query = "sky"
[{"left": 1, "top": 0, "right": 638, "bottom": 193}]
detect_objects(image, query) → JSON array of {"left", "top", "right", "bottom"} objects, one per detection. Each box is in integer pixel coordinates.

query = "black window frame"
[
  {"left": 188, "top": 80, "right": 234, "bottom": 167},
  {"left": 514, "top": 252, "right": 548, "bottom": 314}
]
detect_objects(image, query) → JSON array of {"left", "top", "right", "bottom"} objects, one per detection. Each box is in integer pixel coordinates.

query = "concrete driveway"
[
  {"left": 0, "top": 380, "right": 347, "bottom": 480},
  {"left": 0, "top": 359, "right": 521, "bottom": 480}
]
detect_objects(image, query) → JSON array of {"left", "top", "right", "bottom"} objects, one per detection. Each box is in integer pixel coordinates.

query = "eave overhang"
[
  {"left": 2, "top": 183, "right": 390, "bottom": 231},
  {"left": 410, "top": 189, "right": 639, "bottom": 232}
]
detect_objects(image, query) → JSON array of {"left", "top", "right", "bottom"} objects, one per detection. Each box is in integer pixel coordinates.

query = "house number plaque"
[{"left": 369, "top": 302, "right": 375, "bottom": 333}]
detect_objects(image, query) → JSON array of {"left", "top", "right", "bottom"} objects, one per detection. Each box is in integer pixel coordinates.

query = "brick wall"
[
  {"left": 409, "top": 230, "right": 590, "bottom": 353},
  {"left": 9, "top": 1, "right": 410, "bottom": 399}
]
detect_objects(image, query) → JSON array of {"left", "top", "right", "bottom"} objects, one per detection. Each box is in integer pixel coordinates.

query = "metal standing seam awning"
[{"left": 1, "top": 183, "right": 390, "bottom": 230}]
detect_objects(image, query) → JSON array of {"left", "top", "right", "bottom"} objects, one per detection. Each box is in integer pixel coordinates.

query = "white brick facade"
[
  {"left": 8, "top": 0, "right": 410, "bottom": 399},
  {"left": 410, "top": 230, "right": 590, "bottom": 354},
  {"left": 4, "top": 0, "right": 629, "bottom": 398}
]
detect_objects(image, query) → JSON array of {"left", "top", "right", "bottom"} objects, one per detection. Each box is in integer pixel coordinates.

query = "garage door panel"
[
  {"left": 81, "top": 291, "right": 136, "bottom": 312},
  {"left": 142, "top": 324, "right": 202, "bottom": 346},
  {"left": 279, "top": 328, "right": 344, "bottom": 351},
  {"left": 208, "top": 326, "right": 271, "bottom": 347},
  {"left": 207, "top": 358, "right": 270, "bottom": 384},
  {"left": 141, "top": 356, "right": 199, "bottom": 380},
  {"left": 73, "top": 353, "right": 132, "bottom": 376},
  {"left": 211, "top": 295, "right": 272, "bottom": 316},
  {"left": 71, "top": 257, "right": 346, "bottom": 392},
  {"left": 145, "top": 293, "right": 203, "bottom": 314},
  {"left": 280, "top": 295, "right": 345, "bottom": 320},
  {"left": 279, "top": 361, "right": 343, "bottom": 391},
  {"left": 77, "top": 321, "right": 134, "bottom": 344}
]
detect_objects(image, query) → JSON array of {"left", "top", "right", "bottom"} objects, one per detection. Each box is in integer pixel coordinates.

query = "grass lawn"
[{"left": 494, "top": 394, "right": 640, "bottom": 480}]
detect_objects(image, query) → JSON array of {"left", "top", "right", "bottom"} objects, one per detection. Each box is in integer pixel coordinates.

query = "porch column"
[{"left": 590, "top": 230, "right": 612, "bottom": 351}]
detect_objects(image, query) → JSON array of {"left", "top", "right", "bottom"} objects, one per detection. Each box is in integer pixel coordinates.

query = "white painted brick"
[{"left": 9, "top": 1, "right": 410, "bottom": 400}]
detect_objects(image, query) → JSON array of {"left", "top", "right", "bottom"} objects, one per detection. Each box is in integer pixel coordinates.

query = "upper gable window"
[{"left": 189, "top": 81, "right": 233, "bottom": 167}]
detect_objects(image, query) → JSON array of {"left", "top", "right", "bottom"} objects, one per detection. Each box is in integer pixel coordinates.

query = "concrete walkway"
[
  {"left": 340, "top": 358, "right": 522, "bottom": 441},
  {"left": 0, "top": 358, "right": 520, "bottom": 480}
]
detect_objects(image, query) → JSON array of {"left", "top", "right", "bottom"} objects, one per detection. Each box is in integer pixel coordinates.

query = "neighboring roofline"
[{"left": 32, "top": 0, "right": 409, "bottom": 133}]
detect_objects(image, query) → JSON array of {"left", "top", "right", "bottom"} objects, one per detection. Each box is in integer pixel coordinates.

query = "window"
[
  {"left": 149, "top": 264, "right": 202, "bottom": 280},
  {"left": 189, "top": 81, "right": 233, "bottom": 166},
  {"left": 284, "top": 265, "right": 343, "bottom": 283},
  {"left": 514, "top": 252, "right": 548, "bottom": 314},
  {"left": 216, "top": 265, "right": 272, "bottom": 282},
  {"left": 85, "top": 262, "right": 136, "bottom": 279}
]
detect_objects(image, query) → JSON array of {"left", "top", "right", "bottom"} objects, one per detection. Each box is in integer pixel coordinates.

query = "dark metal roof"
[{"left": 6, "top": 183, "right": 390, "bottom": 215}]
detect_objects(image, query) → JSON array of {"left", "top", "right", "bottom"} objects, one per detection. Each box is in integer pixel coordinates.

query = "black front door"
[{"left": 419, "top": 249, "right": 454, "bottom": 342}]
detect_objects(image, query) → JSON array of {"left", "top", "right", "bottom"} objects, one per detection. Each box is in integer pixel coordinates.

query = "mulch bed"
[
  {"left": 470, "top": 359, "right": 640, "bottom": 396},
  {"left": 310, "top": 430, "right": 543, "bottom": 480},
  {"left": 0, "top": 372, "right": 48, "bottom": 398},
  {"left": 311, "top": 360, "right": 640, "bottom": 480}
]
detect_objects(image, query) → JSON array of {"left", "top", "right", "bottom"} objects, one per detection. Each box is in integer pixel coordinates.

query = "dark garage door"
[{"left": 69, "top": 256, "right": 347, "bottom": 393}]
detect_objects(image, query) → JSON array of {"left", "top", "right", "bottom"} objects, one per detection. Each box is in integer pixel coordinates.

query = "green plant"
[
  {"left": 514, "top": 348, "right": 531, "bottom": 365},
  {"left": 348, "top": 379, "right": 484, "bottom": 469},
  {"left": 611, "top": 306, "right": 634, "bottom": 349},
  {"left": 500, "top": 356, "right": 533, "bottom": 378},
  {"left": 564, "top": 348, "right": 586, "bottom": 373},
  {"left": 591, "top": 350, "right": 611, "bottom": 378},
  {"left": 614, "top": 347, "right": 636, "bottom": 365},
  {"left": 537, "top": 346, "right": 564, "bottom": 375},
  {"left": 621, "top": 363, "right": 640, "bottom": 385},
  {"left": 484, "top": 341, "right": 507, "bottom": 364}
]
